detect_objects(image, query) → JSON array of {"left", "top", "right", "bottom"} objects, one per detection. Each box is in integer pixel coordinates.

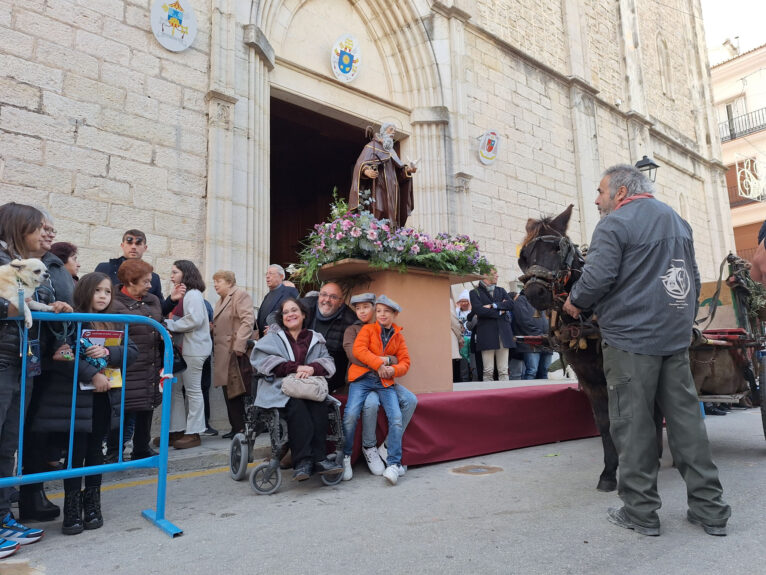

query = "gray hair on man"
[
  {"left": 268, "top": 264, "right": 286, "bottom": 278},
  {"left": 603, "top": 164, "right": 655, "bottom": 199},
  {"left": 33, "top": 205, "right": 54, "bottom": 224}
]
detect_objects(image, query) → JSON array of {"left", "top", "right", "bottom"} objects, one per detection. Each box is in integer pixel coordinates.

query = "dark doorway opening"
[{"left": 270, "top": 98, "right": 363, "bottom": 269}]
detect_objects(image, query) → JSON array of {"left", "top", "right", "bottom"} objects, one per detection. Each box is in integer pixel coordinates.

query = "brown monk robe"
[{"left": 348, "top": 123, "right": 416, "bottom": 227}]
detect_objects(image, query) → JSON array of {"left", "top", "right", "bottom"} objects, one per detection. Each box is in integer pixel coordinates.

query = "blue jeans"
[
  {"left": 343, "top": 372, "right": 402, "bottom": 465},
  {"left": 362, "top": 384, "right": 417, "bottom": 448},
  {"left": 523, "top": 352, "right": 554, "bottom": 380}
]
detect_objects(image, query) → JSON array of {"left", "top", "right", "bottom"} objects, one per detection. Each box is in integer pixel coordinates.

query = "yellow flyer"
[{"left": 81, "top": 330, "right": 124, "bottom": 389}]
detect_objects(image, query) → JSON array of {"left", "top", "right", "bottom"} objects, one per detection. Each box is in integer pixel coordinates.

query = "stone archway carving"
[{"left": 207, "top": 0, "right": 460, "bottom": 300}]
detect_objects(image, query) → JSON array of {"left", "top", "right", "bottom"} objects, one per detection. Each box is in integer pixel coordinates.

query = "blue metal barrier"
[{"left": 0, "top": 312, "right": 182, "bottom": 537}]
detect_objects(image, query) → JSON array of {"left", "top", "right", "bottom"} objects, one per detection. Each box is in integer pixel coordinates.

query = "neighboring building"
[
  {"left": 711, "top": 43, "right": 766, "bottom": 262},
  {"left": 0, "top": 0, "right": 733, "bottom": 301}
]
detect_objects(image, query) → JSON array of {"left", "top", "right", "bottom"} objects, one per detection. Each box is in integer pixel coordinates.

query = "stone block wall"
[
  {"left": 0, "top": 0, "right": 210, "bottom": 290},
  {"left": 463, "top": 28, "right": 577, "bottom": 285}
]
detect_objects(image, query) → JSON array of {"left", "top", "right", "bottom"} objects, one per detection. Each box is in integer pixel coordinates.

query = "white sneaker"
[
  {"left": 362, "top": 446, "right": 385, "bottom": 475},
  {"left": 393, "top": 463, "right": 407, "bottom": 477},
  {"left": 383, "top": 465, "right": 398, "bottom": 485},
  {"left": 342, "top": 455, "right": 353, "bottom": 481},
  {"left": 377, "top": 443, "right": 388, "bottom": 464}
]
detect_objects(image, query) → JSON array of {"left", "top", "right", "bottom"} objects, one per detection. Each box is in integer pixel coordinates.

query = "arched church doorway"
[{"left": 270, "top": 97, "right": 364, "bottom": 269}]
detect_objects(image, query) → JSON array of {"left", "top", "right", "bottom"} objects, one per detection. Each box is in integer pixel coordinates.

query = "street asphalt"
[{"left": 2, "top": 402, "right": 765, "bottom": 575}]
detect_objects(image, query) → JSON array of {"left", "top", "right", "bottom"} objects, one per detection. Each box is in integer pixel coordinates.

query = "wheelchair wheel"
[
  {"left": 321, "top": 470, "right": 344, "bottom": 486},
  {"left": 249, "top": 462, "right": 281, "bottom": 495},
  {"left": 229, "top": 433, "right": 249, "bottom": 481}
]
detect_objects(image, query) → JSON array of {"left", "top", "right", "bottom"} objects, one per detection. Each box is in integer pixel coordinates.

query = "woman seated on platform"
[{"left": 250, "top": 298, "right": 342, "bottom": 480}]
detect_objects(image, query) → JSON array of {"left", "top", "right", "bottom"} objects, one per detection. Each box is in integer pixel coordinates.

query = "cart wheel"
[
  {"left": 321, "top": 470, "right": 344, "bottom": 486},
  {"left": 249, "top": 462, "right": 281, "bottom": 495},
  {"left": 229, "top": 433, "right": 249, "bottom": 481}
]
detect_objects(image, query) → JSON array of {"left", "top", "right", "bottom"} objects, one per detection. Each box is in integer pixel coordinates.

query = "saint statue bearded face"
[{"left": 378, "top": 123, "right": 396, "bottom": 152}]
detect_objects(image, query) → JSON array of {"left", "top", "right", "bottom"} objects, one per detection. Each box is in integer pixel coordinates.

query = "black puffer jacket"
[
  {"left": 30, "top": 324, "right": 138, "bottom": 433},
  {"left": 301, "top": 296, "right": 357, "bottom": 392},
  {"left": 511, "top": 293, "right": 549, "bottom": 353},
  {"left": 0, "top": 248, "right": 22, "bottom": 366},
  {"left": 110, "top": 289, "right": 163, "bottom": 411}
]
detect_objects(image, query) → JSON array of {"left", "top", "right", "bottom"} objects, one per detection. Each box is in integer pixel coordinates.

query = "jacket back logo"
[{"left": 659, "top": 259, "right": 690, "bottom": 301}]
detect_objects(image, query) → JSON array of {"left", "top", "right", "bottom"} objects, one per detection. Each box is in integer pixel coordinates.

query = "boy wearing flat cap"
[
  {"left": 343, "top": 294, "right": 417, "bottom": 479},
  {"left": 343, "top": 295, "right": 411, "bottom": 485}
]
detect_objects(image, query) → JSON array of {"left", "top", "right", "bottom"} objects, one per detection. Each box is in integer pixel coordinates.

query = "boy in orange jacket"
[{"left": 342, "top": 295, "right": 411, "bottom": 485}]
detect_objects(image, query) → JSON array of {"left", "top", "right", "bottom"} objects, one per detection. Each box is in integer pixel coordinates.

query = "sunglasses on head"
[{"left": 124, "top": 236, "right": 145, "bottom": 246}]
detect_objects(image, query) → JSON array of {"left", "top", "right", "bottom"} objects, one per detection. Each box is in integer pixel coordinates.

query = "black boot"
[
  {"left": 19, "top": 486, "right": 60, "bottom": 521},
  {"left": 82, "top": 487, "right": 103, "bottom": 530},
  {"left": 61, "top": 491, "right": 83, "bottom": 535}
]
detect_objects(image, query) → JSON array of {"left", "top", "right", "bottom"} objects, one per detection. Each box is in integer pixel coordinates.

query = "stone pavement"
[{"left": 3, "top": 399, "right": 764, "bottom": 574}]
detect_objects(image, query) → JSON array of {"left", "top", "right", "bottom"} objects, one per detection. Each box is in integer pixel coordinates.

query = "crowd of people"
[
  {"left": 0, "top": 159, "right": 736, "bottom": 554},
  {"left": 451, "top": 271, "right": 554, "bottom": 383},
  {"left": 0, "top": 203, "right": 430, "bottom": 557}
]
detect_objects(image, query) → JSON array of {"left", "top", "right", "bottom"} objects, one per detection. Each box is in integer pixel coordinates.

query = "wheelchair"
[{"left": 229, "top": 374, "right": 345, "bottom": 494}]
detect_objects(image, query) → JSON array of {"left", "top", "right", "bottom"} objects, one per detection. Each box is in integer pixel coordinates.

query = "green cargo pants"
[{"left": 602, "top": 343, "right": 731, "bottom": 529}]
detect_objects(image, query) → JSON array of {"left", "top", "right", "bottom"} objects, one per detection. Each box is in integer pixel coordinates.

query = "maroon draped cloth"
[{"left": 339, "top": 384, "right": 598, "bottom": 466}]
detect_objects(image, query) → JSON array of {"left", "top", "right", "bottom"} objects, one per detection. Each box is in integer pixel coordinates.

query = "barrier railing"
[{"left": 0, "top": 311, "right": 182, "bottom": 537}]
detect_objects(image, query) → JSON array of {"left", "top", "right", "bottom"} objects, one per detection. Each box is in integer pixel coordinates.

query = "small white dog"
[{"left": 0, "top": 258, "right": 54, "bottom": 328}]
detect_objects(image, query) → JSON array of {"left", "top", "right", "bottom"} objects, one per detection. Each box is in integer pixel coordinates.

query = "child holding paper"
[{"left": 34, "top": 272, "right": 137, "bottom": 534}]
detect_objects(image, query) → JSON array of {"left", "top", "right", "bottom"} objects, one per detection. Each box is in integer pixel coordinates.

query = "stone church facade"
[{"left": 0, "top": 0, "right": 733, "bottom": 302}]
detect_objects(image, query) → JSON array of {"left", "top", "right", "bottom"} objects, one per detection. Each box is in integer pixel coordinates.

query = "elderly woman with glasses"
[{"left": 251, "top": 298, "right": 343, "bottom": 480}]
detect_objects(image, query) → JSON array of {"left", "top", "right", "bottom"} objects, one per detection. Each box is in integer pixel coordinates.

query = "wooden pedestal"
[{"left": 318, "top": 259, "right": 482, "bottom": 393}]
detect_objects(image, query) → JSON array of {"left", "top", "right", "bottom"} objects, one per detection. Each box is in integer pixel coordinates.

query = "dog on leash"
[{"left": 0, "top": 258, "right": 54, "bottom": 328}]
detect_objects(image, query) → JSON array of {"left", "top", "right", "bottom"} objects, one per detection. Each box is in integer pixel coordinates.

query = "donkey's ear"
[{"left": 550, "top": 204, "right": 574, "bottom": 233}]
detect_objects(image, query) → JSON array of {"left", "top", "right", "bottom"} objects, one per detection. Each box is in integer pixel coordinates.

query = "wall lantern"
[{"left": 635, "top": 155, "right": 660, "bottom": 182}]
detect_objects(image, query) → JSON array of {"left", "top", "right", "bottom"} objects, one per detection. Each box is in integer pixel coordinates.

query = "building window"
[{"left": 657, "top": 34, "right": 672, "bottom": 98}]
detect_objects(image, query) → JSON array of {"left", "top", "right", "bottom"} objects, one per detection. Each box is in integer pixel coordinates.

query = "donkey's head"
[{"left": 517, "top": 204, "right": 581, "bottom": 311}]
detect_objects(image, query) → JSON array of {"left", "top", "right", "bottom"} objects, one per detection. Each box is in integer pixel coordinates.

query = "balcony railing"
[
  {"left": 720, "top": 107, "right": 766, "bottom": 143},
  {"left": 727, "top": 184, "right": 757, "bottom": 208}
]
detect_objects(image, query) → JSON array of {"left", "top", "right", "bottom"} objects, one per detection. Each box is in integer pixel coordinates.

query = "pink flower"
[
  {"left": 335, "top": 232, "right": 344, "bottom": 240},
  {"left": 370, "top": 221, "right": 378, "bottom": 231},
  {"left": 350, "top": 227, "right": 362, "bottom": 238},
  {"left": 455, "top": 244, "right": 465, "bottom": 252},
  {"left": 342, "top": 219, "right": 353, "bottom": 231},
  {"left": 375, "top": 241, "right": 383, "bottom": 248},
  {"left": 410, "top": 245, "right": 420, "bottom": 255},
  {"left": 367, "top": 230, "right": 377, "bottom": 241},
  {"left": 382, "top": 224, "right": 390, "bottom": 232}
]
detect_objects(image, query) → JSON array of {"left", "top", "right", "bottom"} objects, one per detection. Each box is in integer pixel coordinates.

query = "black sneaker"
[
  {"left": 292, "top": 460, "right": 312, "bottom": 481},
  {"left": 687, "top": 510, "right": 727, "bottom": 536},
  {"left": 201, "top": 426, "right": 219, "bottom": 437},
  {"left": 607, "top": 507, "right": 660, "bottom": 536},
  {"left": 314, "top": 459, "right": 343, "bottom": 475}
]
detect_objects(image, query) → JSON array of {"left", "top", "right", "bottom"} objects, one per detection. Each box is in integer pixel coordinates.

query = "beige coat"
[{"left": 213, "top": 286, "right": 255, "bottom": 397}]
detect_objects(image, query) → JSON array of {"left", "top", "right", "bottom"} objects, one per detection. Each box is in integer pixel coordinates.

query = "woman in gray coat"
[{"left": 251, "top": 298, "right": 342, "bottom": 480}]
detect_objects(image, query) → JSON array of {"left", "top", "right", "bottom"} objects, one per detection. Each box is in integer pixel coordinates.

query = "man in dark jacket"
[
  {"left": 469, "top": 269, "right": 515, "bottom": 381},
  {"left": 511, "top": 291, "right": 552, "bottom": 380},
  {"left": 256, "top": 264, "right": 298, "bottom": 338},
  {"left": 301, "top": 282, "right": 356, "bottom": 392},
  {"left": 563, "top": 164, "right": 730, "bottom": 537},
  {"left": 94, "top": 229, "right": 178, "bottom": 315}
]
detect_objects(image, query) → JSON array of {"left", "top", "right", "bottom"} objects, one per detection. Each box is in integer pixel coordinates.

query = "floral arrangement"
[{"left": 291, "top": 193, "right": 492, "bottom": 286}]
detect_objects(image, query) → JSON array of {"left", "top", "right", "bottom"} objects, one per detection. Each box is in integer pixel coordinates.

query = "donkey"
[{"left": 518, "top": 204, "right": 663, "bottom": 492}]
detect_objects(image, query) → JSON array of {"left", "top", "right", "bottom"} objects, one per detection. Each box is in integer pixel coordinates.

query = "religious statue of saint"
[{"left": 349, "top": 123, "right": 417, "bottom": 227}]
